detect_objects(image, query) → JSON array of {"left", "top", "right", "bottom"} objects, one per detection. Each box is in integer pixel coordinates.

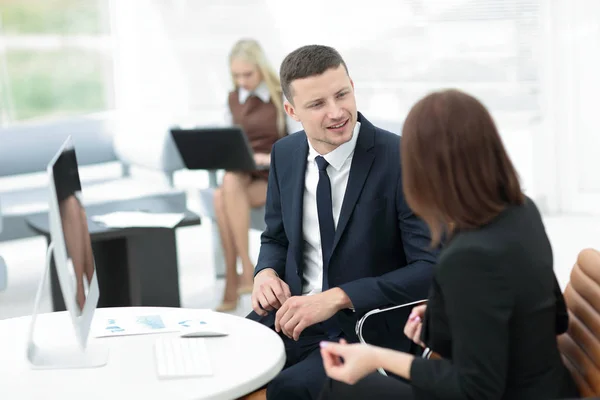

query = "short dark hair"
[
  {"left": 279, "top": 45, "right": 349, "bottom": 103},
  {"left": 401, "top": 89, "right": 524, "bottom": 245}
]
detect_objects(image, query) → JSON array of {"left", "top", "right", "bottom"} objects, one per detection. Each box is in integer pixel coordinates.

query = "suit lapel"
[
  {"left": 332, "top": 115, "right": 375, "bottom": 253},
  {"left": 289, "top": 136, "right": 308, "bottom": 273}
]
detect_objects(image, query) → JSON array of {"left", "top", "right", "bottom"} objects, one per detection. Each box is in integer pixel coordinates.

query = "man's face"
[{"left": 284, "top": 65, "right": 357, "bottom": 154}]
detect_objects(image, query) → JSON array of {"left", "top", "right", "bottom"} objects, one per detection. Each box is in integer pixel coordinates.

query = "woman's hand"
[
  {"left": 404, "top": 304, "right": 427, "bottom": 348},
  {"left": 320, "top": 339, "right": 379, "bottom": 385},
  {"left": 254, "top": 153, "right": 271, "bottom": 166}
]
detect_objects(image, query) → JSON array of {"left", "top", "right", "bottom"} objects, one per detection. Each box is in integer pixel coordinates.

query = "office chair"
[
  {"left": 558, "top": 248, "right": 600, "bottom": 398},
  {"left": 355, "top": 299, "right": 434, "bottom": 376}
]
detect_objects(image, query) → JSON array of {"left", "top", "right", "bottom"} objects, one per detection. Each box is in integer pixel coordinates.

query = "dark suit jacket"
[
  {"left": 411, "top": 198, "right": 578, "bottom": 400},
  {"left": 252, "top": 113, "right": 438, "bottom": 350}
]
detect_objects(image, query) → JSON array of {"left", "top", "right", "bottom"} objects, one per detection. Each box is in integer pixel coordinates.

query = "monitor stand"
[{"left": 26, "top": 242, "right": 108, "bottom": 369}]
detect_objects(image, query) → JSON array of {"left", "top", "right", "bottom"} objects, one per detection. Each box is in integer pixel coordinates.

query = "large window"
[{"left": 0, "top": 0, "right": 113, "bottom": 125}]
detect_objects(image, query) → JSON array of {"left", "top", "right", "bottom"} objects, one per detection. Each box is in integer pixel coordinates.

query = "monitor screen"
[
  {"left": 26, "top": 137, "right": 106, "bottom": 368},
  {"left": 51, "top": 146, "right": 94, "bottom": 315}
]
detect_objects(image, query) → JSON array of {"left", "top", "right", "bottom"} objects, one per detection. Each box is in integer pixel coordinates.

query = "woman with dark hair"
[{"left": 318, "top": 89, "right": 579, "bottom": 400}]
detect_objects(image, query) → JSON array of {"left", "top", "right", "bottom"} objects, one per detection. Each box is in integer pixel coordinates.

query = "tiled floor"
[{"left": 0, "top": 213, "right": 599, "bottom": 321}]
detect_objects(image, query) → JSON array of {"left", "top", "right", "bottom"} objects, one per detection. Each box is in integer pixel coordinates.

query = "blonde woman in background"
[{"left": 215, "top": 39, "right": 292, "bottom": 312}]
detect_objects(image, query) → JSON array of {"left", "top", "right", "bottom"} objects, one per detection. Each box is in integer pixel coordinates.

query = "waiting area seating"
[
  {"left": 0, "top": 112, "right": 188, "bottom": 244},
  {"left": 0, "top": 112, "right": 199, "bottom": 298}
]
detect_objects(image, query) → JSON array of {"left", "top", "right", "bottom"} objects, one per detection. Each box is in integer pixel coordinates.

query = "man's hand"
[
  {"left": 403, "top": 304, "right": 427, "bottom": 348},
  {"left": 251, "top": 268, "right": 291, "bottom": 316},
  {"left": 275, "top": 288, "right": 352, "bottom": 341}
]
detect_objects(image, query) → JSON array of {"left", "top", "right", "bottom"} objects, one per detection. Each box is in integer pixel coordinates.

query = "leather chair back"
[{"left": 558, "top": 248, "right": 600, "bottom": 398}]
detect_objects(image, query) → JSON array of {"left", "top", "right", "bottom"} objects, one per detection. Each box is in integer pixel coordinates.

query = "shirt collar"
[
  {"left": 307, "top": 120, "right": 361, "bottom": 171},
  {"left": 238, "top": 81, "right": 270, "bottom": 104}
]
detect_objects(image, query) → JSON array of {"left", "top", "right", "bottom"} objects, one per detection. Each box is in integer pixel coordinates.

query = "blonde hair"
[{"left": 229, "top": 39, "right": 286, "bottom": 136}]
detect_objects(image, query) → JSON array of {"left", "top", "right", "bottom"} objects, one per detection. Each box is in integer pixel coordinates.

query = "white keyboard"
[{"left": 154, "top": 337, "right": 213, "bottom": 379}]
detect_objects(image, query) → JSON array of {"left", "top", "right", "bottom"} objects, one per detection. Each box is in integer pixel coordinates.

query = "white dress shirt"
[
  {"left": 302, "top": 121, "right": 361, "bottom": 295},
  {"left": 224, "top": 82, "right": 303, "bottom": 134}
]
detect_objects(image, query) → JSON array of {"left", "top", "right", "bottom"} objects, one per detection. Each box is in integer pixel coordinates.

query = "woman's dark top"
[{"left": 411, "top": 197, "right": 579, "bottom": 400}]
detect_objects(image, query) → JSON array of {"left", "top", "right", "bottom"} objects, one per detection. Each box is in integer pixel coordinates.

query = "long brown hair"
[{"left": 401, "top": 89, "right": 524, "bottom": 245}]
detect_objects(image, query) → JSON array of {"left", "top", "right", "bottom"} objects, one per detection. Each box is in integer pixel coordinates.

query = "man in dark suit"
[{"left": 250, "top": 45, "right": 438, "bottom": 400}]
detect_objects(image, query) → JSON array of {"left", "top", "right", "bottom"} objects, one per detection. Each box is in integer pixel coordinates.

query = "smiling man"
[{"left": 249, "top": 45, "right": 439, "bottom": 400}]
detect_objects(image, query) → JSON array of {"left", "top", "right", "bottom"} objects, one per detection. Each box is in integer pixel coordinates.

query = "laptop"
[{"left": 170, "top": 127, "right": 259, "bottom": 171}]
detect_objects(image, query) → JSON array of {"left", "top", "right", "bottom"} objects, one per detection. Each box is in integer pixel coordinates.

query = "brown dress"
[{"left": 228, "top": 90, "right": 283, "bottom": 180}]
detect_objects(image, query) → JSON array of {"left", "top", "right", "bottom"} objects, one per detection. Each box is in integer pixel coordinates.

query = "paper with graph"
[{"left": 92, "top": 314, "right": 179, "bottom": 337}]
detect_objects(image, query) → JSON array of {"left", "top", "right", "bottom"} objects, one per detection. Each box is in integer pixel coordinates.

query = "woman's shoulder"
[
  {"left": 438, "top": 239, "right": 492, "bottom": 265},
  {"left": 442, "top": 197, "right": 542, "bottom": 256},
  {"left": 435, "top": 235, "right": 507, "bottom": 282}
]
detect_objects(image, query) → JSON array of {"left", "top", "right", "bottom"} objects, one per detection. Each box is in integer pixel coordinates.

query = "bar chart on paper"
[{"left": 92, "top": 314, "right": 179, "bottom": 337}]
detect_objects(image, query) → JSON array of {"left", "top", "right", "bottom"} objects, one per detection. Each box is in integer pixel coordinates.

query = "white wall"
[
  {"left": 537, "top": 0, "right": 600, "bottom": 215},
  {"left": 109, "top": 0, "right": 600, "bottom": 215}
]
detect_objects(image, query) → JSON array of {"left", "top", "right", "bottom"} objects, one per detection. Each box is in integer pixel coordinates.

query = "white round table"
[{"left": 0, "top": 307, "right": 285, "bottom": 400}]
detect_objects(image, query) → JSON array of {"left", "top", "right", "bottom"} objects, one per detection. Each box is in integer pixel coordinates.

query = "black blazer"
[
  {"left": 411, "top": 198, "right": 578, "bottom": 400},
  {"left": 251, "top": 113, "right": 438, "bottom": 349}
]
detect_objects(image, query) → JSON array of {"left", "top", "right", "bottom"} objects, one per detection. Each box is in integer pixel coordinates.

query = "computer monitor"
[{"left": 27, "top": 136, "right": 108, "bottom": 369}]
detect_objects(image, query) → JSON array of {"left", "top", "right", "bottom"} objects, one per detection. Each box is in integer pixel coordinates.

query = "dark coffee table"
[{"left": 27, "top": 195, "right": 201, "bottom": 311}]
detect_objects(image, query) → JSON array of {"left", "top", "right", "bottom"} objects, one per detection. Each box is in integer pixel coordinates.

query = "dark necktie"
[
  {"left": 315, "top": 156, "right": 341, "bottom": 338},
  {"left": 315, "top": 156, "right": 335, "bottom": 290}
]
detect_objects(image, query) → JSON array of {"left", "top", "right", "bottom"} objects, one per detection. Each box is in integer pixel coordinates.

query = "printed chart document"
[
  {"left": 91, "top": 310, "right": 227, "bottom": 338},
  {"left": 92, "top": 314, "right": 179, "bottom": 337},
  {"left": 91, "top": 211, "right": 185, "bottom": 229}
]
